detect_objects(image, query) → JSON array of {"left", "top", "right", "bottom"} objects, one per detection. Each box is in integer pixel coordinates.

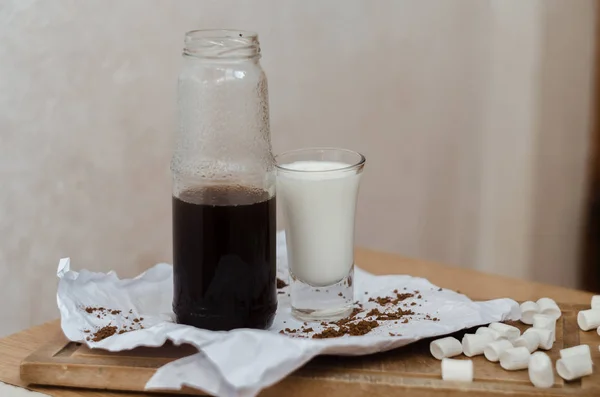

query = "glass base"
[{"left": 290, "top": 266, "right": 354, "bottom": 322}]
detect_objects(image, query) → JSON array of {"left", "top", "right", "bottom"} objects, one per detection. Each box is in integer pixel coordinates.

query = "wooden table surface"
[{"left": 0, "top": 248, "right": 595, "bottom": 396}]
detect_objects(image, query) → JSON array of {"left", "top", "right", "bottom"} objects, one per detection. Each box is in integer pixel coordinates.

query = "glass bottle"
[{"left": 171, "top": 30, "right": 276, "bottom": 330}]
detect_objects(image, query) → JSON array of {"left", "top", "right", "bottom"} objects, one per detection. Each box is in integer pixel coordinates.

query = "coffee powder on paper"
[{"left": 277, "top": 278, "right": 288, "bottom": 289}]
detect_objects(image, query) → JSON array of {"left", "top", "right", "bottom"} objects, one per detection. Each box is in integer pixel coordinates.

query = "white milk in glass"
[{"left": 277, "top": 161, "right": 361, "bottom": 286}]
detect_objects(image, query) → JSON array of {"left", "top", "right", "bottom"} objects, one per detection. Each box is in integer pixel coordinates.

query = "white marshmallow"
[
  {"left": 591, "top": 295, "right": 600, "bottom": 310},
  {"left": 556, "top": 355, "right": 593, "bottom": 381},
  {"left": 441, "top": 358, "right": 474, "bottom": 382},
  {"left": 430, "top": 337, "right": 462, "bottom": 360},
  {"left": 484, "top": 339, "right": 513, "bottom": 362},
  {"left": 578, "top": 309, "right": 600, "bottom": 331},
  {"left": 520, "top": 301, "right": 540, "bottom": 325},
  {"left": 500, "top": 346, "right": 531, "bottom": 371},
  {"left": 560, "top": 344, "right": 591, "bottom": 360},
  {"left": 476, "top": 327, "right": 502, "bottom": 340},
  {"left": 489, "top": 322, "right": 520, "bottom": 341},
  {"left": 528, "top": 352, "right": 554, "bottom": 388},
  {"left": 462, "top": 334, "right": 493, "bottom": 357},
  {"left": 513, "top": 331, "right": 540, "bottom": 353},
  {"left": 533, "top": 314, "right": 556, "bottom": 341},
  {"left": 536, "top": 297, "right": 561, "bottom": 320},
  {"left": 524, "top": 328, "right": 553, "bottom": 350}
]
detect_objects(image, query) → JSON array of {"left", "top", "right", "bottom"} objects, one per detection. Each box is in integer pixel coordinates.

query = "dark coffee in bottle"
[{"left": 172, "top": 185, "right": 277, "bottom": 330}]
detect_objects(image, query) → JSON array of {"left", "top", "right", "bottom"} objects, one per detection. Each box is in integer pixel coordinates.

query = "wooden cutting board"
[{"left": 19, "top": 303, "right": 600, "bottom": 396}]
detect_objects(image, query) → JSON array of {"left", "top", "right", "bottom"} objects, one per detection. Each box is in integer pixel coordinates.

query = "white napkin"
[{"left": 57, "top": 232, "right": 519, "bottom": 397}]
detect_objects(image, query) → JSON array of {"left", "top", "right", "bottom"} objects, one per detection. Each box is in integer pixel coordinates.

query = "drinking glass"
[{"left": 276, "top": 148, "right": 365, "bottom": 321}]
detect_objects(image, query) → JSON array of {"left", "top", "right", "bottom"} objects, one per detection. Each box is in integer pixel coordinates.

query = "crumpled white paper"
[{"left": 57, "top": 232, "right": 520, "bottom": 397}]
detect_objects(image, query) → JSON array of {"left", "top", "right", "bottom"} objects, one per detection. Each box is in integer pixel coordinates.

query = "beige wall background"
[{"left": 0, "top": 0, "right": 595, "bottom": 336}]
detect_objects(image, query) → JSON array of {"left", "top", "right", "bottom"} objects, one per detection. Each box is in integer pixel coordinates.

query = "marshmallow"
[
  {"left": 441, "top": 358, "right": 473, "bottom": 382},
  {"left": 489, "top": 322, "right": 520, "bottom": 341},
  {"left": 513, "top": 331, "right": 540, "bottom": 353},
  {"left": 536, "top": 297, "right": 561, "bottom": 320},
  {"left": 578, "top": 309, "right": 600, "bottom": 331},
  {"left": 560, "top": 344, "right": 591, "bottom": 360},
  {"left": 556, "top": 355, "right": 593, "bottom": 381},
  {"left": 520, "top": 301, "right": 540, "bottom": 325},
  {"left": 476, "top": 327, "right": 502, "bottom": 340},
  {"left": 500, "top": 346, "right": 531, "bottom": 371},
  {"left": 591, "top": 295, "right": 600, "bottom": 310},
  {"left": 430, "top": 337, "right": 462, "bottom": 360},
  {"left": 484, "top": 339, "right": 513, "bottom": 362},
  {"left": 528, "top": 351, "right": 554, "bottom": 388},
  {"left": 524, "top": 328, "right": 553, "bottom": 350},
  {"left": 533, "top": 314, "right": 556, "bottom": 341},
  {"left": 462, "top": 334, "right": 493, "bottom": 357}
]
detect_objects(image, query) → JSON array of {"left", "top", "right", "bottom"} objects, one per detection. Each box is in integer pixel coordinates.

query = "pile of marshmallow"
[{"left": 430, "top": 297, "right": 599, "bottom": 388}]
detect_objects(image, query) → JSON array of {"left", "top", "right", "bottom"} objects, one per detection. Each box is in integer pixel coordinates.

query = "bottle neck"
[{"left": 183, "top": 29, "right": 261, "bottom": 60}]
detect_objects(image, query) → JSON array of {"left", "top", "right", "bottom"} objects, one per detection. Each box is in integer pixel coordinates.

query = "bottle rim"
[{"left": 183, "top": 29, "right": 260, "bottom": 59}]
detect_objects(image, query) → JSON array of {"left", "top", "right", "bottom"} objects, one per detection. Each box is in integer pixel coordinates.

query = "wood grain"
[{"left": 1, "top": 249, "right": 597, "bottom": 396}]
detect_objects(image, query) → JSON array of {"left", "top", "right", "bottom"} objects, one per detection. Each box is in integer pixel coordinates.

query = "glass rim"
[
  {"left": 185, "top": 29, "right": 258, "bottom": 40},
  {"left": 275, "top": 147, "right": 366, "bottom": 173},
  {"left": 183, "top": 30, "right": 260, "bottom": 59}
]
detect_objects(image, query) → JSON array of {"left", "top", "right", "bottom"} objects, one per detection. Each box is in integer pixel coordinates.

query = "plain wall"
[{"left": 0, "top": 0, "right": 595, "bottom": 336}]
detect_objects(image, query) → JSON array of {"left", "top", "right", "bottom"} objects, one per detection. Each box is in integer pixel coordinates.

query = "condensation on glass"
[{"left": 172, "top": 30, "right": 277, "bottom": 331}]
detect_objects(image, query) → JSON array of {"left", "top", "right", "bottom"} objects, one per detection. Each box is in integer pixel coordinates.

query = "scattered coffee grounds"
[
  {"left": 333, "top": 308, "right": 362, "bottom": 327},
  {"left": 366, "top": 308, "right": 381, "bottom": 317},
  {"left": 338, "top": 292, "right": 343, "bottom": 297},
  {"left": 374, "top": 308, "right": 414, "bottom": 321},
  {"left": 311, "top": 318, "right": 380, "bottom": 339},
  {"left": 277, "top": 278, "right": 288, "bottom": 289},
  {"left": 369, "top": 291, "right": 414, "bottom": 305},
  {"left": 438, "top": 288, "right": 443, "bottom": 291},
  {"left": 346, "top": 320, "right": 379, "bottom": 336},
  {"left": 278, "top": 291, "right": 285, "bottom": 295},
  {"left": 312, "top": 327, "right": 346, "bottom": 339},
  {"left": 277, "top": 288, "right": 440, "bottom": 340},
  {"left": 369, "top": 296, "right": 392, "bottom": 305},
  {"left": 82, "top": 306, "right": 145, "bottom": 342},
  {"left": 90, "top": 325, "right": 117, "bottom": 342}
]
